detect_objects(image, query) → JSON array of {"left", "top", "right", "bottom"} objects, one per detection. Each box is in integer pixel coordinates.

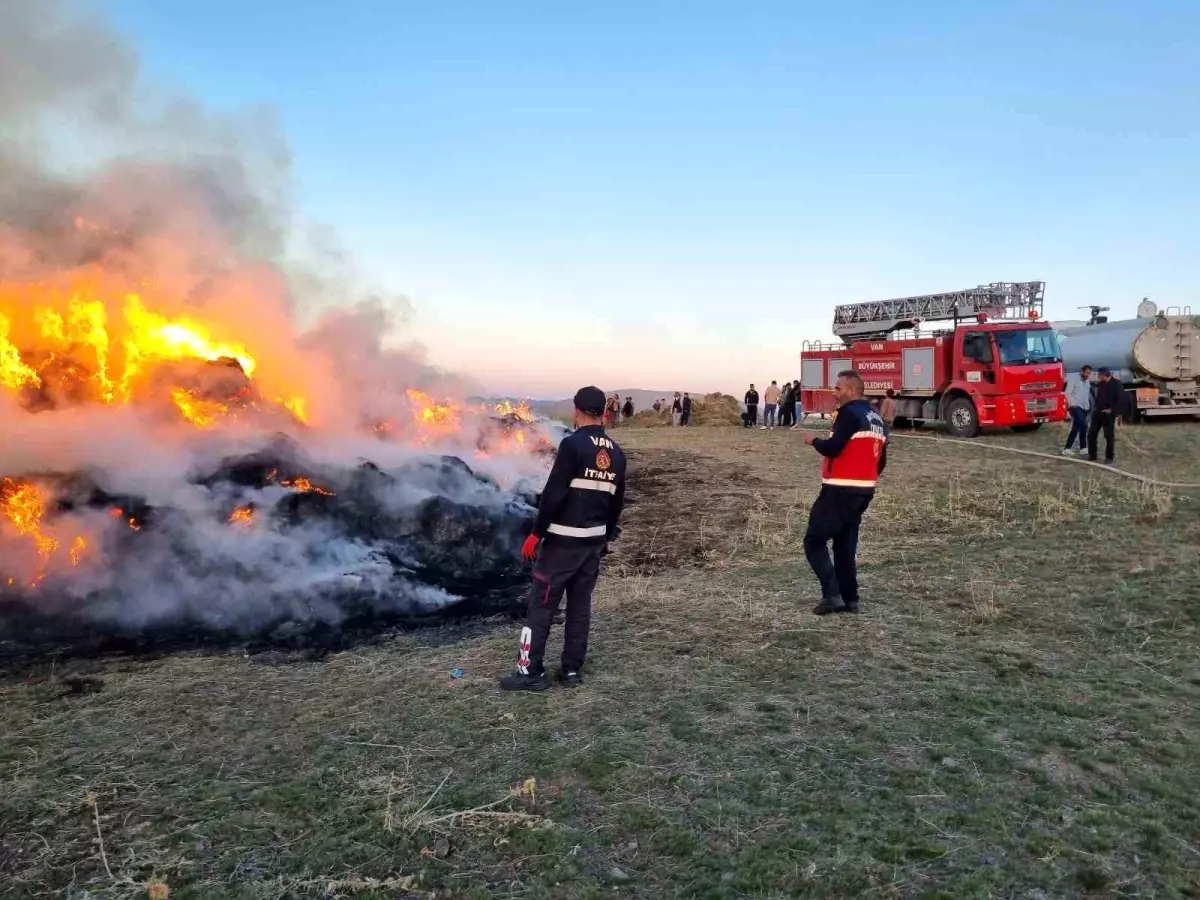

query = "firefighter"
[
  {"left": 500, "top": 386, "right": 627, "bottom": 692},
  {"left": 801, "top": 370, "right": 888, "bottom": 614}
]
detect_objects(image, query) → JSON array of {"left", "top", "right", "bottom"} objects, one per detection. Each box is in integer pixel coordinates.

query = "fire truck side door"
[{"left": 960, "top": 331, "right": 996, "bottom": 385}]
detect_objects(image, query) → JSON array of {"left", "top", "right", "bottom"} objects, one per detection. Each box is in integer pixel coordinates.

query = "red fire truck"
[{"left": 799, "top": 282, "right": 1067, "bottom": 438}]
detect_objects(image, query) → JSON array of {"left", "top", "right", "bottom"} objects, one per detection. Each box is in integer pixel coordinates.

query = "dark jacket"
[
  {"left": 745, "top": 390, "right": 759, "bottom": 407},
  {"left": 672, "top": 397, "right": 682, "bottom": 412},
  {"left": 534, "top": 425, "right": 627, "bottom": 544},
  {"left": 1094, "top": 378, "right": 1124, "bottom": 415},
  {"left": 681, "top": 396, "right": 692, "bottom": 413}
]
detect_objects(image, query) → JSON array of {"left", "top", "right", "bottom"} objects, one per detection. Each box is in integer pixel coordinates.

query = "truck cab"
[{"left": 950, "top": 322, "right": 1065, "bottom": 436}]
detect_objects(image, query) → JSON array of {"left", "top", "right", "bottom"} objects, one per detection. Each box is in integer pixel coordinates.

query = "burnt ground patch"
[{"left": 606, "top": 448, "right": 772, "bottom": 575}]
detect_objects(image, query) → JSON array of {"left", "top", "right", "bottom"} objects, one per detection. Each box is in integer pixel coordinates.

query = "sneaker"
[
  {"left": 499, "top": 671, "right": 550, "bottom": 692},
  {"left": 813, "top": 596, "right": 846, "bottom": 615},
  {"left": 1061, "top": 448, "right": 1076, "bottom": 456},
  {"left": 841, "top": 602, "right": 860, "bottom": 614},
  {"left": 557, "top": 670, "right": 583, "bottom": 688},
  {"left": 1105, "top": 458, "right": 1115, "bottom": 466}
]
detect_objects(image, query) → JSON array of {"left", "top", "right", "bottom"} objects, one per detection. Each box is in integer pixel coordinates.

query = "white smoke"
[{"left": 0, "top": 0, "right": 559, "bottom": 646}]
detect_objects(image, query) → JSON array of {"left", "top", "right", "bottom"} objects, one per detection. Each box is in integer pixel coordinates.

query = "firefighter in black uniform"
[
  {"left": 500, "top": 386, "right": 627, "bottom": 692},
  {"left": 801, "top": 370, "right": 888, "bottom": 614}
]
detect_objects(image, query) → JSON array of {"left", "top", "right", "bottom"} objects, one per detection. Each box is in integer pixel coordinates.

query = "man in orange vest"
[{"left": 801, "top": 370, "right": 888, "bottom": 614}]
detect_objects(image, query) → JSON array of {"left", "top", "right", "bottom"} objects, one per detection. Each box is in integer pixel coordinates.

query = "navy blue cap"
[{"left": 573, "top": 386, "right": 607, "bottom": 416}]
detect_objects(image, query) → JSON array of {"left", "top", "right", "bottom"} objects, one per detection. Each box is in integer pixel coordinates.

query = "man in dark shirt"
[
  {"left": 680, "top": 393, "right": 692, "bottom": 426},
  {"left": 743, "top": 385, "right": 759, "bottom": 428},
  {"left": 500, "top": 386, "right": 627, "bottom": 692},
  {"left": 1087, "top": 367, "right": 1124, "bottom": 464}
]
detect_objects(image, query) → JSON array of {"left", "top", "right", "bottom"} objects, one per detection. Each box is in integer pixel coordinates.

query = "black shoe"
[
  {"left": 840, "top": 602, "right": 860, "bottom": 614},
  {"left": 1105, "top": 458, "right": 1115, "bottom": 465},
  {"left": 813, "top": 596, "right": 846, "bottom": 615},
  {"left": 557, "top": 670, "right": 583, "bottom": 688},
  {"left": 1087, "top": 456, "right": 1098, "bottom": 462},
  {"left": 499, "top": 671, "right": 550, "bottom": 692}
]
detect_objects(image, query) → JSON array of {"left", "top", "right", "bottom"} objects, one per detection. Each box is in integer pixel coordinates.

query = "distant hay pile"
[
  {"left": 691, "top": 393, "right": 742, "bottom": 426},
  {"left": 623, "top": 393, "right": 742, "bottom": 427},
  {"left": 630, "top": 408, "right": 670, "bottom": 427}
]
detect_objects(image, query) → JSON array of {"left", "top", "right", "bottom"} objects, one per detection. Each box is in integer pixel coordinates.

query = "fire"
[
  {"left": 171, "top": 388, "right": 231, "bottom": 427},
  {"left": 0, "top": 477, "right": 60, "bottom": 581},
  {"left": 228, "top": 505, "right": 254, "bottom": 527},
  {"left": 0, "top": 313, "right": 42, "bottom": 390},
  {"left": 405, "top": 389, "right": 462, "bottom": 442},
  {"left": 494, "top": 399, "right": 534, "bottom": 423},
  {"left": 280, "top": 476, "right": 334, "bottom": 497},
  {"left": 69, "top": 536, "right": 88, "bottom": 566},
  {"left": 123, "top": 294, "right": 256, "bottom": 380},
  {"left": 281, "top": 396, "right": 308, "bottom": 423},
  {"left": 0, "top": 279, "right": 313, "bottom": 427}
]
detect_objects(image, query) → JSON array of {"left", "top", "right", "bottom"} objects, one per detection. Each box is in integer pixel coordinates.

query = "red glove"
[{"left": 521, "top": 534, "right": 541, "bottom": 561}]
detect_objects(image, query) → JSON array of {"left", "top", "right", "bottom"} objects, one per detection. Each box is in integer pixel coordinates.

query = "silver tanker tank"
[{"left": 1054, "top": 308, "right": 1200, "bottom": 419}]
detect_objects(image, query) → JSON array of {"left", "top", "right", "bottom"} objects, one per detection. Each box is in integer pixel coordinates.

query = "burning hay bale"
[
  {"left": 0, "top": 0, "right": 572, "bottom": 662},
  {"left": 0, "top": 438, "right": 538, "bottom": 659}
]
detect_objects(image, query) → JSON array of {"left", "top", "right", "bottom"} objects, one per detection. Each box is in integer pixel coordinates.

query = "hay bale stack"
[
  {"left": 690, "top": 393, "right": 742, "bottom": 426},
  {"left": 629, "top": 408, "right": 671, "bottom": 427}
]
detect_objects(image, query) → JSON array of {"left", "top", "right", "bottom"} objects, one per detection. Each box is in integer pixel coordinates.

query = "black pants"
[
  {"left": 803, "top": 487, "right": 873, "bottom": 605},
  {"left": 1087, "top": 411, "right": 1116, "bottom": 461},
  {"left": 518, "top": 539, "right": 603, "bottom": 676},
  {"left": 744, "top": 405, "right": 758, "bottom": 427},
  {"left": 782, "top": 401, "right": 797, "bottom": 427}
]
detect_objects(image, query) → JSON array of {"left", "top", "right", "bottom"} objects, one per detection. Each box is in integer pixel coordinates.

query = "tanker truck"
[{"left": 1054, "top": 300, "right": 1200, "bottom": 421}]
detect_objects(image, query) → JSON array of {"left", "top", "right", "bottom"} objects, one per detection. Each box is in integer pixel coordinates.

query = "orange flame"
[
  {"left": 171, "top": 388, "right": 230, "bottom": 428},
  {"left": 280, "top": 476, "right": 334, "bottom": 496},
  {"left": 494, "top": 399, "right": 534, "bottom": 423},
  {"left": 228, "top": 505, "right": 254, "bottom": 527},
  {"left": 0, "top": 477, "right": 60, "bottom": 581},
  {"left": 405, "top": 389, "right": 461, "bottom": 442},
  {"left": 69, "top": 535, "right": 88, "bottom": 566},
  {"left": 0, "top": 280, "right": 309, "bottom": 428}
]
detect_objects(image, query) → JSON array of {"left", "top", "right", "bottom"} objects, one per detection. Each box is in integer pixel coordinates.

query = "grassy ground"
[{"left": 2, "top": 421, "right": 1199, "bottom": 899}]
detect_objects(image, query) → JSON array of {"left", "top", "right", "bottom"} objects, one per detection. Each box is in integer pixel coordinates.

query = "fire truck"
[{"left": 799, "top": 282, "right": 1067, "bottom": 438}]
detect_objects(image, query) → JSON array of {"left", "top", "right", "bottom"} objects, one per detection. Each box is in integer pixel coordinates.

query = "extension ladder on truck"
[{"left": 832, "top": 282, "right": 1045, "bottom": 342}]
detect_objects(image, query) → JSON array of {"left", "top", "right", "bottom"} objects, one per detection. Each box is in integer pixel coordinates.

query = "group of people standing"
[
  {"left": 650, "top": 393, "right": 693, "bottom": 426},
  {"left": 604, "top": 394, "right": 635, "bottom": 427},
  {"left": 743, "top": 380, "right": 803, "bottom": 429},
  {"left": 1062, "top": 365, "right": 1124, "bottom": 464}
]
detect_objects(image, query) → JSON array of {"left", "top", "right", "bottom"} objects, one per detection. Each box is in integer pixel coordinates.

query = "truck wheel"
[
  {"left": 945, "top": 397, "right": 980, "bottom": 438},
  {"left": 1011, "top": 424, "right": 1042, "bottom": 434}
]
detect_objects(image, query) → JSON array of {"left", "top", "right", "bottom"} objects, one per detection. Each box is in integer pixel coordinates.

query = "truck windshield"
[{"left": 995, "top": 329, "right": 1062, "bottom": 365}]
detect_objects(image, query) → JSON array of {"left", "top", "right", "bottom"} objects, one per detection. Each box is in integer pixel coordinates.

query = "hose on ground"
[{"left": 794, "top": 424, "right": 1200, "bottom": 491}]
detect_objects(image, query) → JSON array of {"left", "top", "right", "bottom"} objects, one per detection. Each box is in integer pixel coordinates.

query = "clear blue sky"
[{"left": 99, "top": 0, "right": 1198, "bottom": 398}]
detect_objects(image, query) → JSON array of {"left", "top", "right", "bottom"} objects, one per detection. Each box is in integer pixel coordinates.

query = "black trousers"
[
  {"left": 1087, "top": 411, "right": 1116, "bottom": 461},
  {"left": 803, "top": 487, "right": 873, "bottom": 605},
  {"left": 779, "top": 402, "right": 796, "bottom": 427},
  {"left": 744, "top": 405, "right": 758, "bottom": 427},
  {"left": 518, "top": 539, "right": 603, "bottom": 676}
]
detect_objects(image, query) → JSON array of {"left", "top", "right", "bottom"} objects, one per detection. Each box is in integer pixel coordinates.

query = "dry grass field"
[{"left": 3, "top": 420, "right": 1199, "bottom": 899}]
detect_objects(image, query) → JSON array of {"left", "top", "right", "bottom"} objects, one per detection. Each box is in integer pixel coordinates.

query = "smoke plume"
[{"left": 0, "top": 0, "right": 557, "bottom": 652}]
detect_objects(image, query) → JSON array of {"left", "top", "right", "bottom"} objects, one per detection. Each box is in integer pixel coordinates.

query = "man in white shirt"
[{"left": 1063, "top": 365, "right": 1093, "bottom": 456}]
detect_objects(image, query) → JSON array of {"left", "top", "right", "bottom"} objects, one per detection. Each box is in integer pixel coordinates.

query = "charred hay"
[{"left": 0, "top": 439, "right": 537, "bottom": 667}]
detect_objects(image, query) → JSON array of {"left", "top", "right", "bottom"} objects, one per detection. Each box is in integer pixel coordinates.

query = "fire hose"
[
  {"left": 884, "top": 431, "right": 1200, "bottom": 491},
  {"left": 796, "top": 424, "right": 1200, "bottom": 491}
]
